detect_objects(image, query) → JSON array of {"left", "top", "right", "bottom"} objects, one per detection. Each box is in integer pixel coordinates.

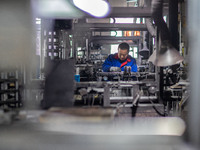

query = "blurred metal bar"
[
  {"left": 82, "top": 7, "right": 151, "bottom": 18},
  {"left": 187, "top": 0, "right": 200, "bottom": 147},
  {"left": 0, "top": 0, "right": 33, "bottom": 109},
  {"left": 103, "top": 84, "right": 110, "bottom": 107},
  {"left": 169, "top": 0, "right": 179, "bottom": 50},
  {"left": 86, "top": 38, "right": 89, "bottom": 61},
  {"left": 110, "top": 96, "right": 157, "bottom": 102},
  {"left": 91, "top": 36, "right": 141, "bottom": 41},
  {"left": 74, "top": 23, "right": 147, "bottom": 31},
  {"left": 108, "top": 7, "right": 152, "bottom": 18}
]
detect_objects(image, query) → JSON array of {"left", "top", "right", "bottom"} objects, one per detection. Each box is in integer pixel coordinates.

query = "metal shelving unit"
[{"left": 0, "top": 69, "right": 21, "bottom": 108}]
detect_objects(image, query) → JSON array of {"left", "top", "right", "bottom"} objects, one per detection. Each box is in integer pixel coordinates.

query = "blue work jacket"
[{"left": 102, "top": 53, "right": 137, "bottom": 72}]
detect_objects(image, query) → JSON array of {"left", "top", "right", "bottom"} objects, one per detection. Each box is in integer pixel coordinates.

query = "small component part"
[
  {"left": 110, "top": 67, "right": 121, "bottom": 72},
  {"left": 103, "top": 76, "right": 108, "bottom": 81}
]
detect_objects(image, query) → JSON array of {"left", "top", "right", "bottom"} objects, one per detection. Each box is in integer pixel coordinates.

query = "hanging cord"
[{"left": 149, "top": 99, "right": 165, "bottom": 116}]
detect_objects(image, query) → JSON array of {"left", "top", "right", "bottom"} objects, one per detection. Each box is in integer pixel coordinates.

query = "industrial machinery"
[
  {"left": 0, "top": 0, "right": 189, "bottom": 118},
  {"left": 1, "top": 0, "right": 198, "bottom": 150}
]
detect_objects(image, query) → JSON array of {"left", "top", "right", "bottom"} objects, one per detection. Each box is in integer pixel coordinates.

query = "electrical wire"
[{"left": 149, "top": 99, "right": 165, "bottom": 116}]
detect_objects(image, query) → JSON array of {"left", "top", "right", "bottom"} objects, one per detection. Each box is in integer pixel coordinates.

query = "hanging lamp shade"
[
  {"left": 148, "top": 41, "right": 184, "bottom": 66},
  {"left": 148, "top": 0, "right": 184, "bottom": 66}
]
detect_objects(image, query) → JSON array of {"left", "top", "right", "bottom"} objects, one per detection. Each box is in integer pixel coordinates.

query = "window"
[
  {"left": 110, "top": 18, "right": 134, "bottom": 24},
  {"left": 36, "top": 18, "right": 41, "bottom": 25},
  {"left": 77, "top": 47, "right": 83, "bottom": 58},
  {"left": 111, "top": 31, "right": 122, "bottom": 37},
  {"left": 129, "top": 47, "right": 138, "bottom": 58},
  {"left": 110, "top": 44, "right": 118, "bottom": 54}
]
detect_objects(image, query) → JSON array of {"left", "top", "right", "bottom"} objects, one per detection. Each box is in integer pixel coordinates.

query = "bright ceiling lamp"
[
  {"left": 35, "top": 0, "right": 84, "bottom": 18},
  {"left": 73, "top": 0, "right": 110, "bottom": 18}
]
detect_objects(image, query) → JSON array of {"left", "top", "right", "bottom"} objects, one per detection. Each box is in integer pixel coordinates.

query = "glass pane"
[
  {"left": 110, "top": 18, "right": 134, "bottom": 24},
  {"left": 111, "top": 31, "right": 122, "bottom": 37},
  {"left": 110, "top": 44, "right": 118, "bottom": 54},
  {"left": 133, "top": 47, "right": 138, "bottom": 58}
]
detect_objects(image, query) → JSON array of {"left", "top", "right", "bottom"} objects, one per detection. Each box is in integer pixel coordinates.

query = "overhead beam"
[
  {"left": 81, "top": 7, "right": 152, "bottom": 18},
  {"left": 90, "top": 36, "right": 141, "bottom": 45},
  {"left": 91, "top": 36, "right": 141, "bottom": 41},
  {"left": 74, "top": 23, "right": 147, "bottom": 31},
  {"left": 107, "top": 7, "right": 152, "bottom": 18},
  {"left": 92, "top": 41, "right": 139, "bottom": 45}
]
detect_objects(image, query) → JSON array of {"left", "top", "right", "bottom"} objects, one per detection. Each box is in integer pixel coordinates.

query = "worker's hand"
[{"left": 110, "top": 67, "right": 121, "bottom": 72}]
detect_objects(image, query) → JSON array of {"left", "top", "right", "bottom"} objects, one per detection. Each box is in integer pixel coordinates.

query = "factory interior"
[{"left": 1, "top": 0, "right": 200, "bottom": 149}]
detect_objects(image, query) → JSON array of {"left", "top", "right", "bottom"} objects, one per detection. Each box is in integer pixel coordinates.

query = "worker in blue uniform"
[{"left": 102, "top": 42, "right": 137, "bottom": 72}]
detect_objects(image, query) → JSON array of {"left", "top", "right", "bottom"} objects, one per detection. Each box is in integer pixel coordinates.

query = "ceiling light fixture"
[{"left": 73, "top": 0, "right": 110, "bottom": 18}]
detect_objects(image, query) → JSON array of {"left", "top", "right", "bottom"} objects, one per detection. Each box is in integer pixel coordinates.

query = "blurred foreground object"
[
  {"left": 41, "top": 59, "right": 75, "bottom": 109},
  {"left": 34, "top": 0, "right": 84, "bottom": 19},
  {"left": 0, "top": 110, "right": 188, "bottom": 150}
]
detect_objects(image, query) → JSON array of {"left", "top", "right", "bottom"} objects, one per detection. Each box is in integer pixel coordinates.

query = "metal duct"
[
  {"left": 151, "top": 0, "right": 170, "bottom": 41},
  {"left": 148, "top": 0, "right": 184, "bottom": 66},
  {"left": 145, "top": 18, "right": 156, "bottom": 37},
  {"left": 139, "top": 1, "right": 152, "bottom": 59},
  {"left": 144, "top": 1, "right": 156, "bottom": 37}
]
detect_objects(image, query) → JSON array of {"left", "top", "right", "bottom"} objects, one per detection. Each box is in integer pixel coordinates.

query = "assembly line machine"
[{"left": 0, "top": 0, "right": 189, "bottom": 117}]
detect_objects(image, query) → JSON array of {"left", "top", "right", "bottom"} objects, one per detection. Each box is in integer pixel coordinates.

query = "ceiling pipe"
[
  {"left": 145, "top": 18, "right": 156, "bottom": 37},
  {"left": 144, "top": 0, "right": 156, "bottom": 37},
  {"left": 148, "top": 0, "right": 184, "bottom": 66},
  {"left": 151, "top": 0, "right": 170, "bottom": 41},
  {"left": 139, "top": 1, "right": 155, "bottom": 59}
]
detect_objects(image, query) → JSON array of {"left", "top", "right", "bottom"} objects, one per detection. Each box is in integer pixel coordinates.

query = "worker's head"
[{"left": 118, "top": 42, "right": 129, "bottom": 61}]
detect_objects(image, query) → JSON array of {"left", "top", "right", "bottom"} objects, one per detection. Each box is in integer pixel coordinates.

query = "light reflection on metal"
[{"left": 73, "top": 0, "right": 110, "bottom": 18}]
